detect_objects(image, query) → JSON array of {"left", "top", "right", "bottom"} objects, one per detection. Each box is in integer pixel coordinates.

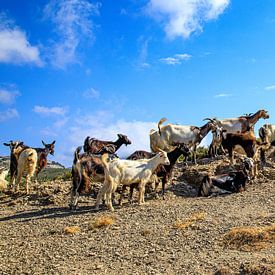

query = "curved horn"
[{"left": 203, "top": 117, "right": 215, "bottom": 122}]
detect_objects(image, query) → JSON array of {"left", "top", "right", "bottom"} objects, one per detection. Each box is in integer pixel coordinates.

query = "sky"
[{"left": 0, "top": 0, "right": 275, "bottom": 167}]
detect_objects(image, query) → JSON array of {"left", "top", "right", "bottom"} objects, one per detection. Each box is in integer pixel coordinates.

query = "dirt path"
[{"left": 0, "top": 162, "right": 274, "bottom": 274}]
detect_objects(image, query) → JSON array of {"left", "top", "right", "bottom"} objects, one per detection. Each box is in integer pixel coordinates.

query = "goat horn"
[{"left": 203, "top": 118, "right": 215, "bottom": 122}]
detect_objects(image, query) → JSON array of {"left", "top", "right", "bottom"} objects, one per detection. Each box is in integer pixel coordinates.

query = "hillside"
[{"left": 0, "top": 156, "right": 274, "bottom": 274}]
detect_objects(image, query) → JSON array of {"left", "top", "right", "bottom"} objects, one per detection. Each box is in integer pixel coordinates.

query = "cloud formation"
[
  {"left": 265, "top": 85, "right": 275, "bottom": 91},
  {"left": 214, "top": 93, "right": 232, "bottom": 98},
  {"left": 0, "top": 108, "right": 19, "bottom": 122},
  {"left": 0, "top": 13, "right": 42, "bottom": 66},
  {"left": 146, "top": 0, "right": 230, "bottom": 39},
  {"left": 160, "top": 53, "right": 191, "bottom": 65},
  {"left": 83, "top": 87, "right": 100, "bottom": 99},
  {"left": 0, "top": 87, "right": 20, "bottom": 104},
  {"left": 43, "top": 0, "right": 100, "bottom": 69},
  {"left": 34, "top": 105, "right": 68, "bottom": 116}
]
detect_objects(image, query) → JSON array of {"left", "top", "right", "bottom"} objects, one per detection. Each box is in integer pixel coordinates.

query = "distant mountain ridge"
[{"left": 0, "top": 156, "right": 66, "bottom": 170}]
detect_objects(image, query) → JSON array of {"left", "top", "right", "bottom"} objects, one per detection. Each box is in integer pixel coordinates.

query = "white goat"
[
  {"left": 95, "top": 150, "right": 170, "bottom": 211},
  {"left": 0, "top": 168, "right": 9, "bottom": 191},
  {"left": 150, "top": 118, "right": 216, "bottom": 164},
  {"left": 210, "top": 109, "right": 269, "bottom": 134},
  {"left": 15, "top": 148, "right": 38, "bottom": 194}
]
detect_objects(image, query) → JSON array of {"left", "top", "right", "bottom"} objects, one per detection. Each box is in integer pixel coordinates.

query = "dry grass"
[
  {"left": 64, "top": 226, "right": 81, "bottom": 235},
  {"left": 89, "top": 215, "right": 115, "bottom": 229},
  {"left": 223, "top": 224, "right": 275, "bottom": 251},
  {"left": 174, "top": 212, "right": 206, "bottom": 230},
  {"left": 141, "top": 229, "right": 152, "bottom": 236}
]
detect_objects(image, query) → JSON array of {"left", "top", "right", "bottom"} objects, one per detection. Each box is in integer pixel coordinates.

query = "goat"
[
  {"left": 33, "top": 140, "right": 55, "bottom": 180},
  {"left": 95, "top": 150, "right": 170, "bottom": 211},
  {"left": 220, "top": 129, "right": 263, "bottom": 178},
  {"left": 208, "top": 125, "right": 225, "bottom": 158},
  {"left": 83, "top": 134, "right": 131, "bottom": 154},
  {"left": 125, "top": 143, "right": 190, "bottom": 202},
  {"left": 259, "top": 124, "right": 275, "bottom": 165},
  {"left": 208, "top": 109, "right": 269, "bottom": 134},
  {"left": 3, "top": 141, "right": 29, "bottom": 189},
  {"left": 0, "top": 168, "right": 9, "bottom": 191},
  {"left": 70, "top": 144, "right": 117, "bottom": 209},
  {"left": 15, "top": 148, "right": 37, "bottom": 193},
  {"left": 221, "top": 129, "right": 257, "bottom": 163},
  {"left": 150, "top": 118, "right": 217, "bottom": 164},
  {"left": 198, "top": 170, "right": 249, "bottom": 197}
]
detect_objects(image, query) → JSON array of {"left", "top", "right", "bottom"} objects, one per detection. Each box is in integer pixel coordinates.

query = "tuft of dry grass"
[
  {"left": 174, "top": 212, "right": 206, "bottom": 230},
  {"left": 141, "top": 229, "right": 152, "bottom": 236},
  {"left": 64, "top": 226, "right": 81, "bottom": 235},
  {"left": 89, "top": 215, "right": 115, "bottom": 229},
  {"left": 223, "top": 224, "right": 275, "bottom": 251}
]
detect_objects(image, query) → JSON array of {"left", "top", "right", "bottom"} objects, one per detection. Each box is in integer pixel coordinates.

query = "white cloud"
[
  {"left": 160, "top": 53, "right": 191, "bottom": 65},
  {"left": 0, "top": 87, "right": 20, "bottom": 104},
  {"left": 214, "top": 93, "right": 232, "bottom": 98},
  {"left": 33, "top": 105, "right": 68, "bottom": 116},
  {"left": 0, "top": 14, "right": 42, "bottom": 66},
  {"left": 46, "top": 109, "right": 157, "bottom": 167},
  {"left": 0, "top": 108, "right": 19, "bottom": 122},
  {"left": 265, "top": 85, "right": 275, "bottom": 91},
  {"left": 136, "top": 36, "right": 151, "bottom": 69},
  {"left": 83, "top": 87, "right": 100, "bottom": 99},
  {"left": 43, "top": 0, "right": 100, "bottom": 69},
  {"left": 146, "top": 0, "right": 230, "bottom": 39}
]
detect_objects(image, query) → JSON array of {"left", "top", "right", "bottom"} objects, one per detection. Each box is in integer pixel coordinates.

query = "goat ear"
[
  {"left": 117, "top": 134, "right": 122, "bottom": 138},
  {"left": 3, "top": 143, "right": 10, "bottom": 146},
  {"left": 52, "top": 140, "right": 56, "bottom": 145},
  {"left": 42, "top": 140, "right": 46, "bottom": 146}
]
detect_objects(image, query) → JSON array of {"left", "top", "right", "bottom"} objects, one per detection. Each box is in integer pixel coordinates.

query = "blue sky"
[{"left": 0, "top": 0, "right": 275, "bottom": 166}]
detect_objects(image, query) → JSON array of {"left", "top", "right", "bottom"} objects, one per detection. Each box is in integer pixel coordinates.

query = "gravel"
[{"left": 0, "top": 158, "right": 274, "bottom": 274}]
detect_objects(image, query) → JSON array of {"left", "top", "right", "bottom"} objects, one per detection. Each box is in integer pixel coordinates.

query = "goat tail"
[
  {"left": 101, "top": 153, "right": 112, "bottom": 181},
  {"left": 158, "top": 117, "right": 167, "bottom": 135},
  {"left": 198, "top": 175, "right": 211, "bottom": 197},
  {"left": 73, "top": 146, "right": 82, "bottom": 165},
  {"left": 72, "top": 146, "right": 83, "bottom": 191}
]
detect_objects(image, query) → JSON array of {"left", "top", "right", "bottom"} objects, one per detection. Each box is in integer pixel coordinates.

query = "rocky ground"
[{"left": 0, "top": 157, "right": 274, "bottom": 274}]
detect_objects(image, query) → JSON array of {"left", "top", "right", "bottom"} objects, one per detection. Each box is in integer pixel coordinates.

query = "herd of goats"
[{"left": 1, "top": 109, "right": 275, "bottom": 211}]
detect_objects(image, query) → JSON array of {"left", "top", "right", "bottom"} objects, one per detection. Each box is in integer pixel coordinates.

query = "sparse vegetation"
[
  {"left": 174, "top": 212, "right": 206, "bottom": 230},
  {"left": 89, "top": 215, "right": 115, "bottom": 229},
  {"left": 223, "top": 224, "right": 275, "bottom": 251},
  {"left": 64, "top": 226, "right": 81, "bottom": 235}
]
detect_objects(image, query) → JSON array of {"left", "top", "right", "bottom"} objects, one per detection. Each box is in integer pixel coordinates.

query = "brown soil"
[{"left": 0, "top": 158, "right": 274, "bottom": 274}]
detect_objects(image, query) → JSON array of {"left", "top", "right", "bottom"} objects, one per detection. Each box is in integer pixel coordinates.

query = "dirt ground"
[{"left": 0, "top": 158, "right": 274, "bottom": 274}]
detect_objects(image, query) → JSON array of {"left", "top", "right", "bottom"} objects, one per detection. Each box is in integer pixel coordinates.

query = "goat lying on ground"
[
  {"left": 124, "top": 143, "right": 190, "bottom": 203},
  {"left": 198, "top": 158, "right": 253, "bottom": 197},
  {"left": 70, "top": 144, "right": 116, "bottom": 209},
  {"left": 95, "top": 150, "right": 170, "bottom": 211},
  {"left": 83, "top": 134, "right": 131, "bottom": 154},
  {"left": 150, "top": 118, "right": 217, "bottom": 164},
  {"left": 15, "top": 148, "right": 37, "bottom": 193},
  {"left": 198, "top": 170, "right": 249, "bottom": 197}
]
